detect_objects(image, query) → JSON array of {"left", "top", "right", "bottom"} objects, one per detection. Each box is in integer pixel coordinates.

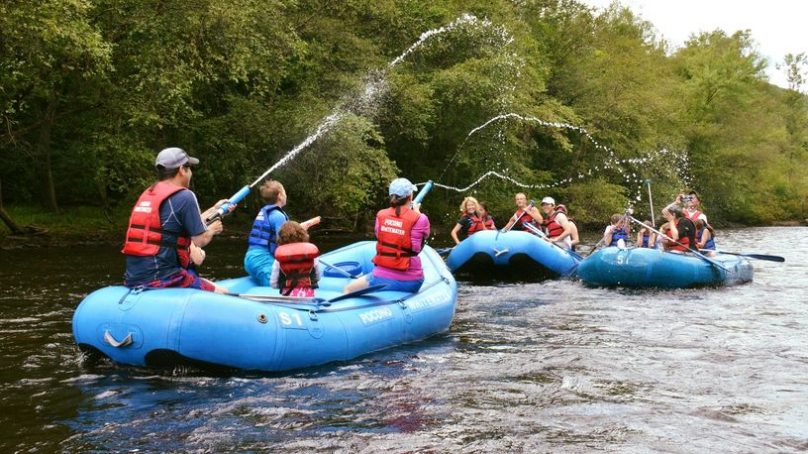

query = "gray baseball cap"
[{"left": 155, "top": 147, "right": 199, "bottom": 169}]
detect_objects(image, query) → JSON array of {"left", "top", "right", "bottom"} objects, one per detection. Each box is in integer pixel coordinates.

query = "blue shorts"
[
  {"left": 367, "top": 274, "right": 423, "bottom": 293},
  {"left": 244, "top": 247, "right": 274, "bottom": 286}
]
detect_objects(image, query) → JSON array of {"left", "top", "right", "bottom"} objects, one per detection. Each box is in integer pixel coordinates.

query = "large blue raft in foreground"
[
  {"left": 446, "top": 230, "right": 580, "bottom": 278},
  {"left": 73, "top": 242, "right": 457, "bottom": 372},
  {"left": 577, "top": 246, "right": 754, "bottom": 288}
]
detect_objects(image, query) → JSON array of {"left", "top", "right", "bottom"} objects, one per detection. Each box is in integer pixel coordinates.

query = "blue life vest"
[
  {"left": 611, "top": 227, "right": 629, "bottom": 243},
  {"left": 247, "top": 204, "right": 288, "bottom": 253},
  {"left": 641, "top": 233, "right": 650, "bottom": 248},
  {"left": 698, "top": 229, "right": 716, "bottom": 250}
]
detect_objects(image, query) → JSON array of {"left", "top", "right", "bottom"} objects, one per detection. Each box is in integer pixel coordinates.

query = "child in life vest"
[
  {"left": 270, "top": 221, "right": 321, "bottom": 298},
  {"left": 603, "top": 213, "right": 631, "bottom": 248},
  {"left": 636, "top": 220, "right": 657, "bottom": 248},
  {"left": 695, "top": 218, "right": 717, "bottom": 256}
]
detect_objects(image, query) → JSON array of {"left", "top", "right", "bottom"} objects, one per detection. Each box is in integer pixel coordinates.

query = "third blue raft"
[{"left": 577, "top": 246, "right": 754, "bottom": 288}]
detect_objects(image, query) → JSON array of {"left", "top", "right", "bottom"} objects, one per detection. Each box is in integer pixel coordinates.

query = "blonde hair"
[
  {"left": 259, "top": 180, "right": 285, "bottom": 204},
  {"left": 277, "top": 221, "right": 309, "bottom": 245},
  {"left": 458, "top": 196, "right": 480, "bottom": 215}
]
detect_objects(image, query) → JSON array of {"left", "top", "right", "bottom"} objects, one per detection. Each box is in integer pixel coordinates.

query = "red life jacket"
[
  {"left": 483, "top": 216, "right": 495, "bottom": 230},
  {"left": 373, "top": 206, "right": 420, "bottom": 270},
  {"left": 511, "top": 209, "right": 536, "bottom": 231},
  {"left": 543, "top": 210, "right": 564, "bottom": 238},
  {"left": 663, "top": 220, "right": 692, "bottom": 253},
  {"left": 466, "top": 214, "right": 492, "bottom": 235},
  {"left": 274, "top": 242, "right": 319, "bottom": 296},
  {"left": 685, "top": 209, "right": 702, "bottom": 222},
  {"left": 121, "top": 182, "right": 191, "bottom": 268}
]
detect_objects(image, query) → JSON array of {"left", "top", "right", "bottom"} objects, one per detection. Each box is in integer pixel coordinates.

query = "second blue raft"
[
  {"left": 577, "top": 246, "right": 754, "bottom": 288},
  {"left": 445, "top": 230, "right": 580, "bottom": 278}
]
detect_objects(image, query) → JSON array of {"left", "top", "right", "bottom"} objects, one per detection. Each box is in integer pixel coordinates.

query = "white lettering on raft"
[
  {"left": 407, "top": 289, "right": 452, "bottom": 312},
  {"left": 359, "top": 307, "right": 394, "bottom": 325}
]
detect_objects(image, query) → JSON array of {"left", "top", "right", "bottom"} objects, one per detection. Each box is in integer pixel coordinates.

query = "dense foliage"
[{"left": 2, "top": 0, "right": 807, "bottom": 233}]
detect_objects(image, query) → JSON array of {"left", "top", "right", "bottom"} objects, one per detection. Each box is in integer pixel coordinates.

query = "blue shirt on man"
[{"left": 124, "top": 189, "right": 206, "bottom": 285}]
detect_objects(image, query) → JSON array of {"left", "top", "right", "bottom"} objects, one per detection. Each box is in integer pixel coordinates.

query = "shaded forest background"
[{"left": 2, "top": 0, "right": 807, "bottom": 238}]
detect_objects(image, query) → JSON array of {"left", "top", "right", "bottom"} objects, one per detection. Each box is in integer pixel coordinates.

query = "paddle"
[
  {"left": 325, "top": 284, "right": 388, "bottom": 303},
  {"left": 522, "top": 222, "right": 584, "bottom": 260},
  {"left": 319, "top": 258, "right": 360, "bottom": 278},
  {"left": 626, "top": 215, "right": 728, "bottom": 272},
  {"left": 230, "top": 284, "right": 388, "bottom": 305},
  {"left": 435, "top": 247, "right": 454, "bottom": 257},
  {"left": 501, "top": 200, "right": 536, "bottom": 233},
  {"left": 715, "top": 251, "right": 785, "bottom": 262},
  {"left": 227, "top": 293, "right": 313, "bottom": 303}
]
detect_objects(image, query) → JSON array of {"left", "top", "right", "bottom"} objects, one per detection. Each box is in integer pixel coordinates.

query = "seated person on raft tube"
[
  {"left": 450, "top": 196, "right": 495, "bottom": 244},
  {"left": 271, "top": 221, "right": 321, "bottom": 298},
  {"left": 603, "top": 213, "right": 631, "bottom": 248},
  {"left": 502, "top": 192, "right": 543, "bottom": 232},
  {"left": 555, "top": 204, "right": 579, "bottom": 251},
  {"left": 660, "top": 203, "right": 697, "bottom": 254},
  {"left": 695, "top": 218, "right": 717, "bottom": 257},
  {"left": 123, "top": 147, "right": 231, "bottom": 294},
  {"left": 244, "top": 180, "right": 290, "bottom": 286},
  {"left": 344, "top": 178, "right": 430, "bottom": 294},
  {"left": 636, "top": 220, "right": 657, "bottom": 248},
  {"left": 477, "top": 201, "right": 496, "bottom": 231},
  {"left": 539, "top": 197, "right": 573, "bottom": 250}
]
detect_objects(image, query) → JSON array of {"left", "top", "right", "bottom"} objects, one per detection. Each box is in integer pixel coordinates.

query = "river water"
[{"left": 0, "top": 227, "right": 805, "bottom": 453}]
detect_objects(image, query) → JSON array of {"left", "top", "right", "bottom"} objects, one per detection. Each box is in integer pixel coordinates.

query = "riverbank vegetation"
[{"left": 2, "top": 0, "right": 807, "bottom": 240}]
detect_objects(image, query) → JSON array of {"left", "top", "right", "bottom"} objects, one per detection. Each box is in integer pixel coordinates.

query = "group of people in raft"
[
  {"left": 122, "top": 147, "right": 430, "bottom": 297},
  {"left": 121, "top": 147, "right": 718, "bottom": 298},
  {"left": 602, "top": 192, "right": 716, "bottom": 256},
  {"left": 450, "top": 192, "right": 581, "bottom": 251}
]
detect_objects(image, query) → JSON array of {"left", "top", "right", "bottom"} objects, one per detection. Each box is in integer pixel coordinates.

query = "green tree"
[{"left": 0, "top": 0, "right": 111, "bottom": 211}]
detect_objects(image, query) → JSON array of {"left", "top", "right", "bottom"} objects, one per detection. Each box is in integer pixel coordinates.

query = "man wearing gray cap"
[{"left": 122, "top": 147, "right": 228, "bottom": 293}]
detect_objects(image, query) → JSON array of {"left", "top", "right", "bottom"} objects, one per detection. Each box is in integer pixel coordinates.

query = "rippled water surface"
[{"left": 1, "top": 227, "right": 806, "bottom": 452}]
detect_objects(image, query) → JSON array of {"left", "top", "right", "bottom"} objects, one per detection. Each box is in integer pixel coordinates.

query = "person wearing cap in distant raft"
[
  {"left": 343, "top": 178, "right": 431, "bottom": 294},
  {"left": 122, "top": 147, "right": 231, "bottom": 294},
  {"left": 539, "top": 196, "right": 574, "bottom": 250}
]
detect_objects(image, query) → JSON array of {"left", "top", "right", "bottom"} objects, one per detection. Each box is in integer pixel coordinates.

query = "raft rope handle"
[
  {"left": 103, "top": 330, "right": 133, "bottom": 348},
  {"left": 492, "top": 247, "right": 509, "bottom": 257}
]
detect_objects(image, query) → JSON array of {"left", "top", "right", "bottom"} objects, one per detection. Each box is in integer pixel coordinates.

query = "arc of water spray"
[
  {"left": 422, "top": 148, "right": 681, "bottom": 202},
  {"left": 433, "top": 112, "right": 687, "bottom": 204},
  {"left": 438, "top": 113, "right": 618, "bottom": 180},
  {"left": 208, "top": 14, "right": 504, "bottom": 223}
]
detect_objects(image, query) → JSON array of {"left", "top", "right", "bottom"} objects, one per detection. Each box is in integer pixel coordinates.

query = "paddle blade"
[
  {"left": 718, "top": 251, "right": 785, "bottom": 262},
  {"left": 744, "top": 253, "right": 784, "bottom": 262},
  {"left": 327, "top": 284, "right": 388, "bottom": 303}
]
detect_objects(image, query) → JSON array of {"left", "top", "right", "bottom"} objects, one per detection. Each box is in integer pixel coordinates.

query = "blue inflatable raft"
[
  {"left": 445, "top": 230, "right": 580, "bottom": 278},
  {"left": 72, "top": 242, "right": 457, "bottom": 372},
  {"left": 577, "top": 247, "right": 754, "bottom": 288}
]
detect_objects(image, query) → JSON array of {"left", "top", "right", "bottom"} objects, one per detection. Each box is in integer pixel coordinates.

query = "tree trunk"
[
  {"left": 0, "top": 178, "right": 36, "bottom": 235},
  {"left": 38, "top": 99, "right": 59, "bottom": 213},
  {"left": 0, "top": 207, "right": 25, "bottom": 235}
]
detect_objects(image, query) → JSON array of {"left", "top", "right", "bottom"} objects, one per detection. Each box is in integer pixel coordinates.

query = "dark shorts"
[{"left": 142, "top": 269, "right": 216, "bottom": 292}]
